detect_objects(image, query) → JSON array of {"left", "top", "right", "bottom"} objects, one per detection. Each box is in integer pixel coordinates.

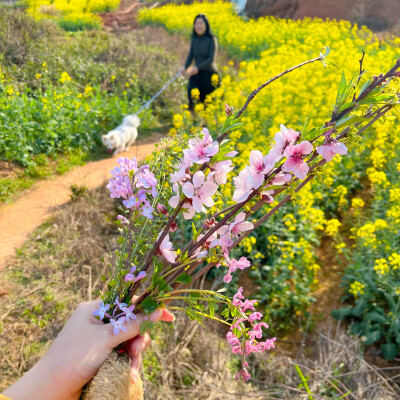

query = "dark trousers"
[{"left": 188, "top": 70, "right": 219, "bottom": 110}]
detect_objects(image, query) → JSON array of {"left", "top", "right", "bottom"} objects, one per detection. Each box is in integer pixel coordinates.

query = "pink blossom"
[
  {"left": 251, "top": 322, "right": 269, "bottom": 339},
  {"left": 233, "top": 287, "right": 245, "bottom": 306},
  {"left": 271, "top": 124, "right": 299, "bottom": 160},
  {"left": 195, "top": 231, "right": 218, "bottom": 258},
  {"left": 232, "top": 167, "right": 254, "bottom": 203},
  {"left": 170, "top": 151, "right": 192, "bottom": 185},
  {"left": 225, "top": 103, "right": 233, "bottom": 116},
  {"left": 182, "top": 171, "right": 218, "bottom": 213},
  {"left": 261, "top": 189, "right": 274, "bottom": 203},
  {"left": 241, "top": 299, "right": 257, "bottom": 312},
  {"left": 317, "top": 141, "right": 347, "bottom": 162},
  {"left": 282, "top": 141, "right": 313, "bottom": 180},
  {"left": 226, "top": 331, "right": 240, "bottom": 346},
  {"left": 107, "top": 175, "right": 132, "bottom": 199},
  {"left": 257, "top": 338, "right": 276, "bottom": 351},
  {"left": 229, "top": 212, "right": 254, "bottom": 237},
  {"left": 248, "top": 150, "right": 275, "bottom": 189},
  {"left": 235, "top": 367, "right": 251, "bottom": 382},
  {"left": 168, "top": 183, "right": 180, "bottom": 209},
  {"left": 208, "top": 160, "right": 233, "bottom": 185},
  {"left": 186, "top": 128, "right": 219, "bottom": 164},
  {"left": 223, "top": 256, "right": 251, "bottom": 283},
  {"left": 158, "top": 234, "right": 177, "bottom": 263},
  {"left": 182, "top": 200, "right": 196, "bottom": 220},
  {"left": 157, "top": 204, "right": 168, "bottom": 215},
  {"left": 117, "top": 215, "right": 129, "bottom": 224},
  {"left": 270, "top": 171, "right": 291, "bottom": 185},
  {"left": 248, "top": 312, "right": 262, "bottom": 322}
]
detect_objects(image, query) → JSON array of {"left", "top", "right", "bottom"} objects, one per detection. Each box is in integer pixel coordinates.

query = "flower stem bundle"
[{"left": 94, "top": 52, "right": 400, "bottom": 381}]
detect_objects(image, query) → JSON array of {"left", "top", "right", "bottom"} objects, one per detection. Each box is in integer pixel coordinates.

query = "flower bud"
[
  {"left": 169, "top": 221, "right": 178, "bottom": 232},
  {"left": 157, "top": 204, "right": 168, "bottom": 215},
  {"left": 225, "top": 103, "right": 233, "bottom": 116}
]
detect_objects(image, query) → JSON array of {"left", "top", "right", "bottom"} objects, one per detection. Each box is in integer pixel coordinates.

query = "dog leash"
[
  {"left": 135, "top": 69, "right": 182, "bottom": 158},
  {"left": 136, "top": 69, "right": 182, "bottom": 114}
]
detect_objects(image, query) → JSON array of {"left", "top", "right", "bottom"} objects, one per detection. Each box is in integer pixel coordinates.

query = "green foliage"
[{"left": 0, "top": 6, "right": 183, "bottom": 170}]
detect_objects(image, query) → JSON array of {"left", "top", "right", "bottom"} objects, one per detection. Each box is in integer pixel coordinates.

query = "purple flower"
[
  {"left": 93, "top": 301, "right": 110, "bottom": 320},
  {"left": 141, "top": 202, "right": 154, "bottom": 219},
  {"left": 137, "top": 165, "right": 157, "bottom": 188},
  {"left": 114, "top": 296, "right": 128, "bottom": 311},
  {"left": 122, "top": 305, "right": 136, "bottom": 322},
  {"left": 110, "top": 317, "right": 127, "bottom": 335},
  {"left": 122, "top": 196, "right": 137, "bottom": 209}
]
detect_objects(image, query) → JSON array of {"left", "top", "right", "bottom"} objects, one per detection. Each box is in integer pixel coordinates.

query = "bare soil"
[
  {"left": 0, "top": 134, "right": 163, "bottom": 270},
  {"left": 0, "top": 160, "right": 23, "bottom": 179}
]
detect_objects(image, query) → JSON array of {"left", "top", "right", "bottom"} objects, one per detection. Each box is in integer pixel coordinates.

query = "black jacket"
[{"left": 184, "top": 35, "right": 218, "bottom": 72}]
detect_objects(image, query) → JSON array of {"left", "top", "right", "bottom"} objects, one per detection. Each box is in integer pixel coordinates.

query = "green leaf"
[
  {"left": 358, "top": 78, "right": 372, "bottom": 97},
  {"left": 381, "top": 343, "right": 399, "bottom": 360},
  {"left": 301, "top": 115, "right": 311, "bottom": 137},
  {"left": 175, "top": 272, "right": 192, "bottom": 285},
  {"left": 335, "top": 71, "right": 347, "bottom": 107},
  {"left": 140, "top": 297, "right": 159, "bottom": 314},
  {"left": 365, "top": 311, "right": 386, "bottom": 323},
  {"left": 221, "top": 307, "right": 230, "bottom": 319},
  {"left": 192, "top": 222, "right": 198, "bottom": 241},
  {"left": 392, "top": 317, "right": 400, "bottom": 333},
  {"left": 331, "top": 306, "right": 353, "bottom": 320},
  {"left": 139, "top": 321, "right": 156, "bottom": 339},
  {"left": 351, "top": 298, "right": 367, "bottom": 318},
  {"left": 364, "top": 330, "right": 381, "bottom": 346}
]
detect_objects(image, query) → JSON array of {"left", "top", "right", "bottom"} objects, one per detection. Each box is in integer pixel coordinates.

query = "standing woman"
[{"left": 182, "top": 14, "right": 219, "bottom": 111}]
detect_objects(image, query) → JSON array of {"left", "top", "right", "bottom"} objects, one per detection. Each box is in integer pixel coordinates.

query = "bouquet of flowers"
[{"left": 82, "top": 51, "right": 400, "bottom": 399}]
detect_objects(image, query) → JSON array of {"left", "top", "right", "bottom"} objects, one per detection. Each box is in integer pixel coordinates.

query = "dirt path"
[{"left": 0, "top": 135, "right": 162, "bottom": 270}]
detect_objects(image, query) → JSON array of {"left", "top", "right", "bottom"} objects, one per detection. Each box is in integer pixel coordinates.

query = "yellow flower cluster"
[
  {"left": 374, "top": 258, "right": 389, "bottom": 275},
  {"left": 25, "top": 0, "right": 119, "bottom": 29},
  {"left": 349, "top": 281, "right": 365, "bottom": 297},
  {"left": 0, "top": 66, "right": 5, "bottom": 84},
  {"left": 388, "top": 253, "right": 400, "bottom": 270},
  {"left": 190, "top": 88, "right": 200, "bottom": 100},
  {"left": 351, "top": 198, "right": 365, "bottom": 209},
  {"left": 240, "top": 236, "right": 256, "bottom": 253},
  {"left": 325, "top": 219, "right": 341, "bottom": 237},
  {"left": 59, "top": 71, "right": 71, "bottom": 84}
]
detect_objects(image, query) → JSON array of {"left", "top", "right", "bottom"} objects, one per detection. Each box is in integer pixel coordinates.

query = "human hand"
[
  {"left": 191, "top": 66, "right": 199, "bottom": 76},
  {"left": 2, "top": 300, "right": 174, "bottom": 400}
]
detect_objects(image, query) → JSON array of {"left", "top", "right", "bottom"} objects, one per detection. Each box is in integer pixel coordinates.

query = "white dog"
[{"left": 102, "top": 114, "right": 140, "bottom": 155}]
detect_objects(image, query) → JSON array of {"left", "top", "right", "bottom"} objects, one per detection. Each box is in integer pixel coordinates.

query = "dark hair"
[{"left": 192, "top": 14, "right": 212, "bottom": 38}]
